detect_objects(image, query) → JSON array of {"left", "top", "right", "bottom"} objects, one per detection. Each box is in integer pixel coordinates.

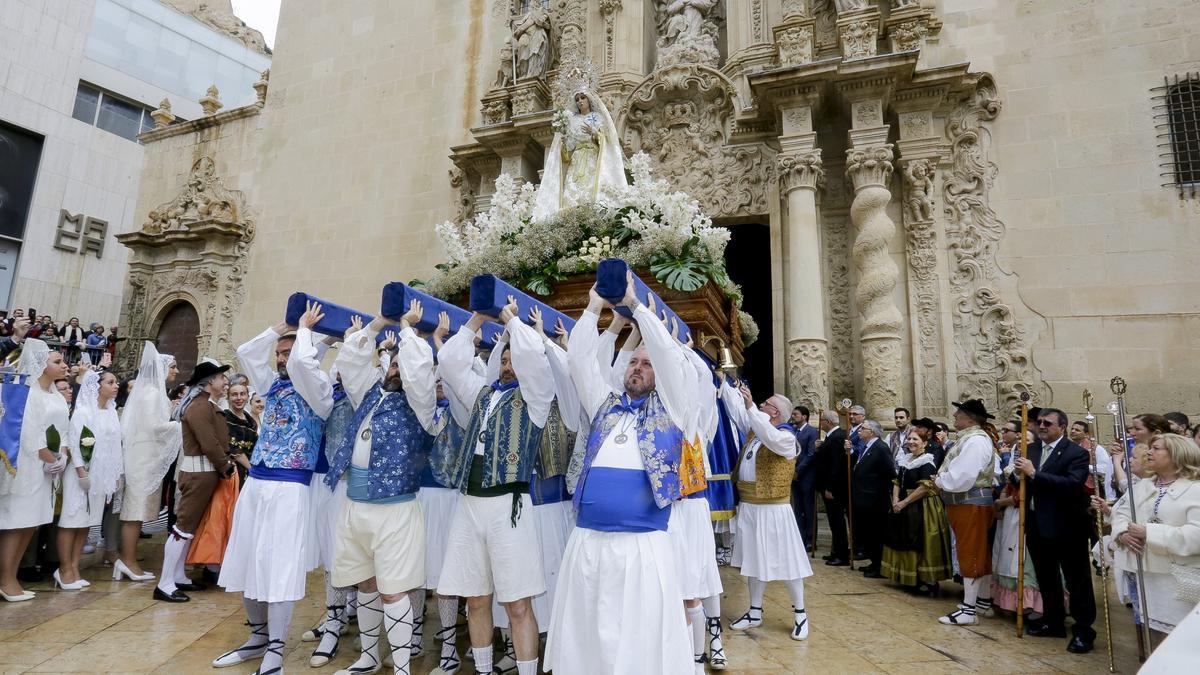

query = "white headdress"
[
  {"left": 74, "top": 368, "right": 123, "bottom": 503},
  {"left": 121, "top": 342, "right": 181, "bottom": 498},
  {"left": 15, "top": 339, "right": 51, "bottom": 378}
]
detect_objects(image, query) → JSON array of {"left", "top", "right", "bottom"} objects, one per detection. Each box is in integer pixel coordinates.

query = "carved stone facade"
[
  {"left": 133, "top": 1, "right": 1177, "bottom": 427},
  {"left": 116, "top": 155, "right": 256, "bottom": 376}
]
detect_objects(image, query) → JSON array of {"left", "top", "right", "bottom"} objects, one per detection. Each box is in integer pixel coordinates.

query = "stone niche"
[{"left": 115, "top": 156, "right": 256, "bottom": 375}]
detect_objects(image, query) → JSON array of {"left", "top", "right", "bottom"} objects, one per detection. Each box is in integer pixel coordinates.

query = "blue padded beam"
[
  {"left": 595, "top": 259, "right": 691, "bottom": 343},
  {"left": 380, "top": 282, "right": 504, "bottom": 349},
  {"left": 285, "top": 292, "right": 382, "bottom": 342},
  {"left": 468, "top": 274, "right": 576, "bottom": 340}
]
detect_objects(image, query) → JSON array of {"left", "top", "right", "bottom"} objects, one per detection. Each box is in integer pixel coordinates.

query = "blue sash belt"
[
  {"left": 576, "top": 467, "right": 670, "bottom": 533},
  {"left": 249, "top": 464, "right": 313, "bottom": 486},
  {"left": 348, "top": 465, "right": 416, "bottom": 504}
]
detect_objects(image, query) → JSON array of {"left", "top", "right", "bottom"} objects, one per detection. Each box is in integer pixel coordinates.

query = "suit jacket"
[
  {"left": 1014, "top": 437, "right": 1091, "bottom": 539},
  {"left": 816, "top": 427, "right": 847, "bottom": 497},
  {"left": 852, "top": 438, "right": 897, "bottom": 508},
  {"left": 792, "top": 423, "right": 819, "bottom": 489}
]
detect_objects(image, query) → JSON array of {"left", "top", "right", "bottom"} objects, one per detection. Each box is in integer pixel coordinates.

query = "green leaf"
[
  {"left": 525, "top": 276, "right": 553, "bottom": 296},
  {"left": 408, "top": 278, "right": 426, "bottom": 289},
  {"left": 650, "top": 257, "right": 707, "bottom": 292}
]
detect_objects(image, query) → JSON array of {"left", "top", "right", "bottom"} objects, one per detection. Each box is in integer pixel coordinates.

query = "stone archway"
[{"left": 155, "top": 301, "right": 200, "bottom": 378}]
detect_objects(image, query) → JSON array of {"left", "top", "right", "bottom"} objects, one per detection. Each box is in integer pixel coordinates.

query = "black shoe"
[
  {"left": 153, "top": 587, "right": 190, "bottom": 603},
  {"left": 853, "top": 553, "right": 869, "bottom": 561},
  {"left": 200, "top": 568, "right": 219, "bottom": 584},
  {"left": 825, "top": 558, "right": 850, "bottom": 567},
  {"left": 175, "top": 581, "right": 206, "bottom": 592},
  {"left": 1025, "top": 623, "right": 1067, "bottom": 638},
  {"left": 862, "top": 570, "right": 884, "bottom": 579},
  {"left": 822, "top": 554, "right": 835, "bottom": 561},
  {"left": 1066, "top": 636, "right": 1094, "bottom": 654},
  {"left": 953, "top": 574, "right": 963, "bottom": 584}
]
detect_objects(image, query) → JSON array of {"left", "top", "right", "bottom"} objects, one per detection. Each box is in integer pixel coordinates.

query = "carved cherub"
[
  {"left": 495, "top": 37, "right": 514, "bottom": 87},
  {"left": 903, "top": 160, "right": 935, "bottom": 222}
]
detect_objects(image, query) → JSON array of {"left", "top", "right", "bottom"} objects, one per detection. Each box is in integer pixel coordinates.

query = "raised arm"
[
  {"left": 744, "top": 404, "right": 799, "bottom": 459},
  {"left": 334, "top": 323, "right": 384, "bottom": 409},
  {"left": 394, "top": 325, "right": 437, "bottom": 434},
  {"left": 237, "top": 325, "right": 286, "bottom": 396},
  {"left": 626, "top": 287, "right": 692, "bottom": 433},
  {"left": 439, "top": 316, "right": 488, "bottom": 404},
  {"left": 503, "top": 303, "right": 554, "bottom": 428},
  {"left": 568, "top": 291, "right": 618, "bottom": 420},
  {"left": 544, "top": 340, "right": 581, "bottom": 432},
  {"left": 718, "top": 379, "right": 750, "bottom": 435},
  {"left": 287, "top": 326, "right": 335, "bottom": 419}
]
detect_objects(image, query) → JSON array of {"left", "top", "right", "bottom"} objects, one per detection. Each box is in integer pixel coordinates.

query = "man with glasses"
[{"left": 1012, "top": 408, "right": 1095, "bottom": 654}]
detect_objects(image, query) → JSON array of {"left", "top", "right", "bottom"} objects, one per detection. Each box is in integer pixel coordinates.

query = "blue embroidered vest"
[
  {"left": 324, "top": 382, "right": 432, "bottom": 500},
  {"left": 250, "top": 378, "right": 324, "bottom": 472},
  {"left": 425, "top": 405, "right": 463, "bottom": 489},
  {"left": 322, "top": 389, "right": 354, "bottom": 467},
  {"left": 457, "top": 385, "right": 543, "bottom": 490},
  {"left": 572, "top": 391, "right": 684, "bottom": 512}
]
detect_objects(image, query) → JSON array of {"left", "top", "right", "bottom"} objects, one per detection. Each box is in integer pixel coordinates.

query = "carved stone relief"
[
  {"left": 787, "top": 339, "right": 829, "bottom": 411},
  {"left": 943, "top": 77, "right": 1047, "bottom": 418},
  {"left": 600, "top": 0, "right": 623, "bottom": 70},
  {"left": 838, "top": 18, "right": 878, "bottom": 59},
  {"left": 776, "top": 24, "right": 815, "bottom": 67},
  {"left": 822, "top": 206, "right": 856, "bottom": 400},
  {"left": 117, "top": 157, "right": 256, "bottom": 375},
  {"left": 889, "top": 19, "right": 927, "bottom": 52},
  {"left": 622, "top": 65, "right": 772, "bottom": 219},
  {"left": 900, "top": 158, "right": 944, "bottom": 413},
  {"left": 655, "top": 0, "right": 723, "bottom": 69}
]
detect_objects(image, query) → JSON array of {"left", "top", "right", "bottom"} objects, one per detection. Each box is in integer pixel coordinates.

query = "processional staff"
[
  {"left": 1109, "top": 376, "right": 1153, "bottom": 662},
  {"left": 837, "top": 398, "right": 854, "bottom": 572},
  {"left": 1016, "top": 392, "right": 1029, "bottom": 638},
  {"left": 1084, "top": 388, "right": 1116, "bottom": 673}
]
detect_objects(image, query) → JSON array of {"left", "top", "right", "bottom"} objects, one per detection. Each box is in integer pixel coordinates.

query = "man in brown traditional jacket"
[{"left": 155, "top": 360, "right": 232, "bottom": 603}]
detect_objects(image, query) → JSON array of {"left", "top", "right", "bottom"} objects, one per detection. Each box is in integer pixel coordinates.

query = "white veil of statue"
[{"left": 532, "top": 88, "right": 627, "bottom": 221}]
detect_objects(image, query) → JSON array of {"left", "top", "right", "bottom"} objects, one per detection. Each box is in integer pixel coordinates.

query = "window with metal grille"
[{"left": 1153, "top": 72, "right": 1200, "bottom": 199}]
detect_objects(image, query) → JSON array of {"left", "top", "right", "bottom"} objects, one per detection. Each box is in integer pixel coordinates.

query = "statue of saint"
[
  {"left": 532, "top": 89, "right": 628, "bottom": 221},
  {"left": 514, "top": 4, "right": 550, "bottom": 80}
]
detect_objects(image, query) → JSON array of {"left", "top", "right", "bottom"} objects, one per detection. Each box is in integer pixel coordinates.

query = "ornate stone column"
[
  {"left": 842, "top": 83, "right": 902, "bottom": 420},
  {"left": 894, "top": 86, "right": 949, "bottom": 417},
  {"left": 777, "top": 95, "right": 828, "bottom": 411}
]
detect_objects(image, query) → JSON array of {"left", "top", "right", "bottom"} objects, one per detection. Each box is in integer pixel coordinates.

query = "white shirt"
[
  {"left": 237, "top": 326, "right": 335, "bottom": 420},
  {"left": 934, "top": 429, "right": 993, "bottom": 493},
  {"left": 590, "top": 412, "right": 643, "bottom": 470},
  {"left": 439, "top": 315, "right": 555, "bottom": 442},
  {"left": 335, "top": 324, "right": 438, "bottom": 464},
  {"left": 567, "top": 304, "right": 692, "bottom": 439},
  {"left": 719, "top": 382, "right": 798, "bottom": 483}
]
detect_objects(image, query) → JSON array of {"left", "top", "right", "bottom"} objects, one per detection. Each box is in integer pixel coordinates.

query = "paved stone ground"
[{"left": 0, "top": 531, "right": 1142, "bottom": 674}]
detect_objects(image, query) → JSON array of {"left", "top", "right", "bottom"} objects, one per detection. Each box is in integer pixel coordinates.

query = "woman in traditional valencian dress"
[
  {"left": 881, "top": 433, "right": 953, "bottom": 595},
  {"left": 116, "top": 343, "right": 181, "bottom": 582},
  {"left": 56, "top": 368, "right": 123, "bottom": 589},
  {"left": 532, "top": 84, "right": 627, "bottom": 220},
  {"left": 0, "top": 340, "right": 71, "bottom": 601}
]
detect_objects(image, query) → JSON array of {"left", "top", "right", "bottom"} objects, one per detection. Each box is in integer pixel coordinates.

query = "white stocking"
[
  {"left": 785, "top": 578, "right": 805, "bottom": 611},
  {"left": 346, "top": 591, "right": 384, "bottom": 672},
  {"left": 383, "top": 596, "right": 413, "bottom": 675},
  {"left": 156, "top": 530, "right": 190, "bottom": 594},
  {"left": 262, "top": 600, "right": 295, "bottom": 673},
  {"left": 687, "top": 604, "right": 705, "bottom": 661}
]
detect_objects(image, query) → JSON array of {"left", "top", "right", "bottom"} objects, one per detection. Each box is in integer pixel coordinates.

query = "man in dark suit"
[
  {"left": 790, "top": 406, "right": 820, "bottom": 550},
  {"left": 815, "top": 411, "right": 850, "bottom": 566},
  {"left": 849, "top": 420, "right": 896, "bottom": 577},
  {"left": 1012, "top": 407, "right": 1096, "bottom": 654}
]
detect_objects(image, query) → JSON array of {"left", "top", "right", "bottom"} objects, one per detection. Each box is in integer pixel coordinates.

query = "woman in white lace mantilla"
[
  {"left": 0, "top": 339, "right": 71, "bottom": 601},
  {"left": 115, "top": 342, "right": 181, "bottom": 581},
  {"left": 56, "top": 368, "right": 124, "bottom": 589},
  {"left": 532, "top": 89, "right": 627, "bottom": 221}
]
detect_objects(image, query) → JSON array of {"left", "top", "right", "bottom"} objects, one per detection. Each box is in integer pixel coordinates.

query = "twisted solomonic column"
[{"left": 846, "top": 144, "right": 903, "bottom": 419}]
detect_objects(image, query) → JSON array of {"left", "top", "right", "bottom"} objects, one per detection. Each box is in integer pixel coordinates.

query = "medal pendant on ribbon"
[
  {"left": 614, "top": 433, "right": 628, "bottom": 444},
  {"left": 361, "top": 428, "right": 371, "bottom": 442}
]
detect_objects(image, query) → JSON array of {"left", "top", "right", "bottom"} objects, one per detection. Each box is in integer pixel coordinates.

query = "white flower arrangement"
[{"left": 426, "top": 152, "right": 757, "bottom": 344}]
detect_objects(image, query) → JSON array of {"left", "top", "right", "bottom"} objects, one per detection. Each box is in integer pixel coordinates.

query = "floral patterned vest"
[
  {"left": 250, "top": 378, "right": 324, "bottom": 471},
  {"left": 572, "top": 391, "right": 684, "bottom": 511},
  {"left": 324, "top": 382, "right": 432, "bottom": 500}
]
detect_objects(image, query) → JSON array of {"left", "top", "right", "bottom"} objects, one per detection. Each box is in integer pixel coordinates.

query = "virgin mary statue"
[{"left": 532, "top": 88, "right": 627, "bottom": 221}]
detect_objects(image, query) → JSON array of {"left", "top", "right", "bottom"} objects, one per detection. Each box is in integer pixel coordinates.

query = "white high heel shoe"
[
  {"left": 53, "top": 569, "right": 87, "bottom": 590},
  {"left": 1, "top": 588, "right": 35, "bottom": 602},
  {"left": 113, "top": 559, "right": 155, "bottom": 582}
]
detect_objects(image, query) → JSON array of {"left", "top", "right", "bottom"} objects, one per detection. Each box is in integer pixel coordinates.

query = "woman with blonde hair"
[{"left": 1111, "top": 433, "right": 1200, "bottom": 635}]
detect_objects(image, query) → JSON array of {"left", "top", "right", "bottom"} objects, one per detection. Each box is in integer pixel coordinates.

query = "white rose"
[{"left": 81, "top": 438, "right": 96, "bottom": 448}]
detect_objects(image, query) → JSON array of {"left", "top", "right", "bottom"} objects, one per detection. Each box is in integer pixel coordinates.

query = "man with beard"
[
  {"left": 323, "top": 300, "right": 437, "bottom": 675},
  {"left": 543, "top": 279, "right": 693, "bottom": 674},
  {"left": 435, "top": 297, "right": 554, "bottom": 675},
  {"left": 213, "top": 302, "right": 334, "bottom": 674}
]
